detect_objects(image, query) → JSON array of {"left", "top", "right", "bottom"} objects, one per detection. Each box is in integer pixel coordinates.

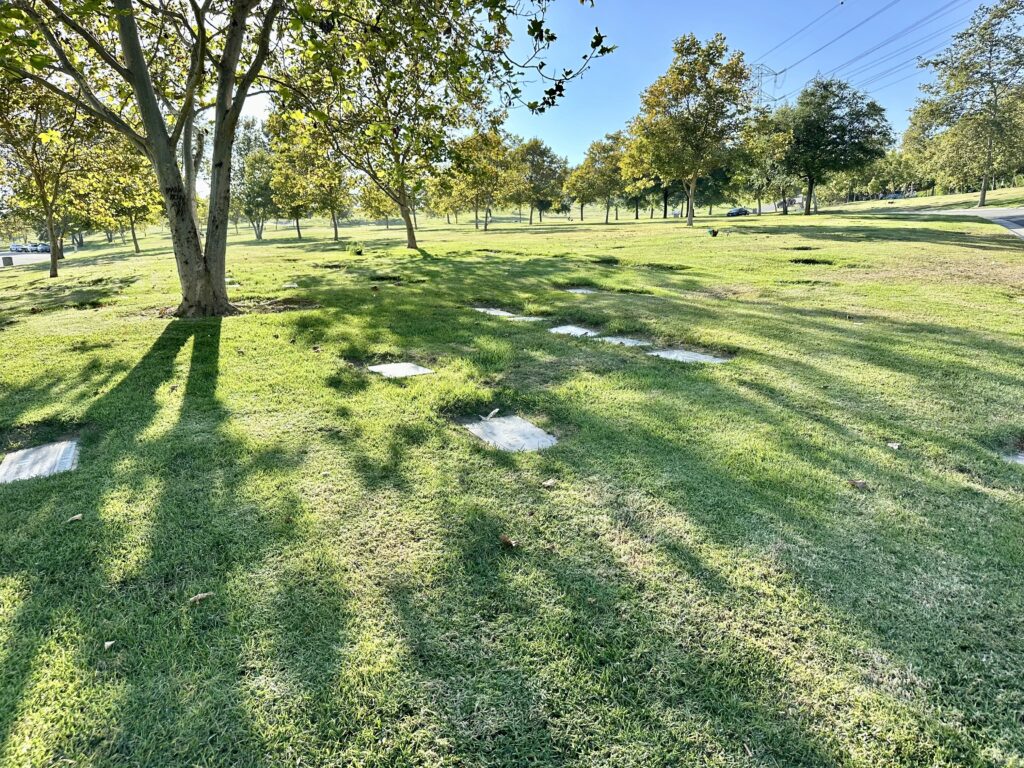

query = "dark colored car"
[{"left": 726, "top": 207, "right": 750, "bottom": 217}]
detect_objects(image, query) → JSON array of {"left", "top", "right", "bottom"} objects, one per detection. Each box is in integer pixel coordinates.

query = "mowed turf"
[{"left": 0, "top": 206, "right": 1022, "bottom": 767}]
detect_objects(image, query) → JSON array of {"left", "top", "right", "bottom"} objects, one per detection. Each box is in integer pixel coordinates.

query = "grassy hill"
[{"left": 1, "top": 208, "right": 1022, "bottom": 766}]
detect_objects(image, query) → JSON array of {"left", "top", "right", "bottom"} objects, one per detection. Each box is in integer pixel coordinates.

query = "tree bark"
[
  {"left": 634, "top": 201, "right": 639, "bottom": 219},
  {"left": 803, "top": 178, "right": 815, "bottom": 215},
  {"left": 686, "top": 174, "right": 697, "bottom": 227},
  {"left": 604, "top": 202, "right": 610, "bottom": 224},
  {"left": 662, "top": 188, "right": 669, "bottom": 218},
  {"left": 44, "top": 208, "right": 60, "bottom": 278},
  {"left": 529, "top": 204, "right": 534, "bottom": 224},
  {"left": 756, "top": 195, "right": 762, "bottom": 215},
  {"left": 294, "top": 217, "right": 302, "bottom": 238},
  {"left": 474, "top": 202, "right": 479, "bottom": 229},
  {"left": 580, "top": 202, "right": 584, "bottom": 220},
  {"left": 397, "top": 188, "right": 417, "bottom": 246},
  {"left": 129, "top": 215, "right": 140, "bottom": 253},
  {"left": 331, "top": 211, "right": 339, "bottom": 240}
]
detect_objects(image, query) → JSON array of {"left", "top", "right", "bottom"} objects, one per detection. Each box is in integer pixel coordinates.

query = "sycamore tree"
[
  {"left": 737, "top": 107, "right": 794, "bottom": 215},
  {"left": 564, "top": 132, "right": 624, "bottom": 223},
  {"left": 357, "top": 179, "right": 400, "bottom": 229},
  {"left": 238, "top": 149, "right": 276, "bottom": 240},
  {"left": 0, "top": 80, "right": 100, "bottom": 277},
  {"left": 449, "top": 130, "right": 524, "bottom": 231},
  {"left": 512, "top": 138, "right": 568, "bottom": 223},
  {"left": 0, "top": 0, "right": 610, "bottom": 314},
  {"left": 96, "top": 141, "right": 164, "bottom": 253},
  {"left": 0, "top": 0, "right": 286, "bottom": 314},
  {"left": 784, "top": 78, "right": 892, "bottom": 215},
  {"left": 920, "top": 0, "right": 1024, "bottom": 206},
  {"left": 628, "top": 33, "right": 750, "bottom": 226},
  {"left": 276, "top": 0, "right": 611, "bottom": 249}
]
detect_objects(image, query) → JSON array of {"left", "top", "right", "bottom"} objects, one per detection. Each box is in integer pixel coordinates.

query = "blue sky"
[{"left": 504, "top": 0, "right": 988, "bottom": 164}]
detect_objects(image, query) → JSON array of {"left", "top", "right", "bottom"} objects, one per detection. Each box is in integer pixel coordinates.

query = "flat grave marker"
[
  {"left": 549, "top": 325, "right": 600, "bottom": 337},
  {"left": 648, "top": 349, "right": 728, "bottom": 364},
  {"left": 465, "top": 416, "right": 557, "bottom": 452},
  {"left": 368, "top": 362, "right": 434, "bottom": 379},
  {"left": 0, "top": 439, "right": 79, "bottom": 484},
  {"left": 564, "top": 287, "right": 597, "bottom": 295},
  {"left": 473, "top": 307, "right": 516, "bottom": 317}
]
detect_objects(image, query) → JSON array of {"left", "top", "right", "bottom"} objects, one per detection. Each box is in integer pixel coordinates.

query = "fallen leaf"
[
  {"left": 103, "top": 641, "right": 115, "bottom": 651},
  {"left": 188, "top": 592, "right": 215, "bottom": 604},
  {"left": 170, "top": 384, "right": 179, "bottom": 393},
  {"left": 541, "top": 478, "right": 558, "bottom": 489},
  {"left": 313, "top": 345, "right": 322, "bottom": 353},
  {"left": 66, "top": 514, "right": 83, "bottom": 523},
  {"left": 848, "top": 479, "right": 870, "bottom": 490},
  {"left": 887, "top": 442, "right": 901, "bottom": 451},
  {"left": 499, "top": 534, "right": 518, "bottom": 549},
  {"left": 289, "top": 337, "right": 296, "bottom": 344}
]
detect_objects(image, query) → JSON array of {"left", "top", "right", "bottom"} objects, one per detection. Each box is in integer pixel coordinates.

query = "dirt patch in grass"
[
  {"left": 368, "top": 273, "right": 403, "bottom": 282},
  {"left": 590, "top": 256, "right": 620, "bottom": 266},
  {"left": 784, "top": 246, "right": 819, "bottom": 251},
  {"left": 314, "top": 262, "right": 346, "bottom": 270},
  {"left": 790, "top": 258, "right": 835, "bottom": 265},
  {"left": 235, "top": 297, "right": 322, "bottom": 314},
  {"left": 645, "top": 263, "right": 692, "bottom": 272},
  {"left": 0, "top": 419, "right": 84, "bottom": 454}
]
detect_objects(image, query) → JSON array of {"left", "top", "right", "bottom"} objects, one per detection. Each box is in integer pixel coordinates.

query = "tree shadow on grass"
[{"left": 0, "top": 319, "right": 304, "bottom": 766}]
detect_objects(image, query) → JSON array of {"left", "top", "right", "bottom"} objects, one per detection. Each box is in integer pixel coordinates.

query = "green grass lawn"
[
  {"left": 1, "top": 204, "right": 1023, "bottom": 767},
  {"left": 825, "top": 185, "right": 1024, "bottom": 214}
]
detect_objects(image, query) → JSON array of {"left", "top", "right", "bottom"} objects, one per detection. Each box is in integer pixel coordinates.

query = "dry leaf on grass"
[
  {"left": 188, "top": 592, "right": 215, "bottom": 604},
  {"left": 848, "top": 479, "right": 870, "bottom": 490},
  {"left": 103, "top": 641, "right": 115, "bottom": 651},
  {"left": 499, "top": 534, "right": 518, "bottom": 549},
  {"left": 66, "top": 514, "right": 83, "bottom": 523},
  {"left": 887, "top": 442, "right": 901, "bottom": 451},
  {"left": 541, "top": 478, "right": 558, "bottom": 489}
]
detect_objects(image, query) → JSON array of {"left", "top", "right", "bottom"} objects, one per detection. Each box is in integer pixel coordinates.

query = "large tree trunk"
[
  {"left": 757, "top": 195, "right": 762, "bottom": 215},
  {"left": 331, "top": 211, "right": 339, "bottom": 240},
  {"left": 686, "top": 174, "right": 697, "bottom": 227},
  {"left": 635, "top": 201, "right": 639, "bottom": 219},
  {"left": 529, "top": 205, "right": 534, "bottom": 224},
  {"left": 604, "top": 202, "right": 610, "bottom": 224},
  {"left": 474, "top": 202, "right": 479, "bottom": 229},
  {"left": 580, "top": 202, "right": 584, "bottom": 220},
  {"left": 294, "top": 217, "right": 302, "bottom": 238},
  {"left": 804, "top": 178, "right": 815, "bottom": 215},
  {"left": 399, "top": 201, "right": 417, "bottom": 249},
  {"left": 115, "top": 0, "right": 234, "bottom": 317},
  {"left": 781, "top": 191, "right": 789, "bottom": 215},
  {"left": 662, "top": 188, "right": 669, "bottom": 218},
  {"left": 129, "top": 215, "right": 141, "bottom": 253}
]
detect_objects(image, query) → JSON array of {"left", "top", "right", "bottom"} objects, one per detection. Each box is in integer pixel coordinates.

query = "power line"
[
  {"left": 825, "top": 0, "right": 973, "bottom": 76},
  {"left": 777, "top": 0, "right": 905, "bottom": 75},
  {"left": 840, "top": 15, "right": 969, "bottom": 79},
  {"left": 853, "top": 39, "right": 951, "bottom": 88},
  {"left": 753, "top": 1, "right": 846, "bottom": 64}
]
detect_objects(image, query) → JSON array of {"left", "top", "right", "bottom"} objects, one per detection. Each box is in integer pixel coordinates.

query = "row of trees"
[{"left": 0, "top": 0, "right": 611, "bottom": 314}]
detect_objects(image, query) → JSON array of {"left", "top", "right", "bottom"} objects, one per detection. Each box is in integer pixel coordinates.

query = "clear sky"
[{"left": 503, "top": 0, "right": 988, "bottom": 164}]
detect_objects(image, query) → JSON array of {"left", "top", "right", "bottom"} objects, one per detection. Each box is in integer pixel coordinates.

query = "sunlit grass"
[{"left": 0, "top": 199, "right": 1022, "bottom": 765}]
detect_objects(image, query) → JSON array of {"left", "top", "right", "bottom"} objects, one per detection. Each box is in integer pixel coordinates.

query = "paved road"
[
  {"left": 0, "top": 251, "right": 52, "bottom": 267},
  {"left": 917, "top": 206, "right": 1024, "bottom": 240}
]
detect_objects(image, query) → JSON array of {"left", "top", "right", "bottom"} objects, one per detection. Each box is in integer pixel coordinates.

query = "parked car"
[
  {"left": 726, "top": 207, "right": 750, "bottom": 217},
  {"left": 9, "top": 242, "right": 28, "bottom": 252},
  {"left": 34, "top": 242, "right": 51, "bottom": 252}
]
